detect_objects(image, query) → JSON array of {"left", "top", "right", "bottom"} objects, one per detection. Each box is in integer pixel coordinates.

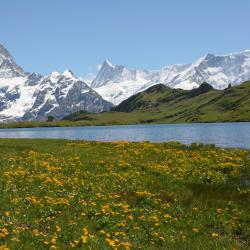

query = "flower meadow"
[{"left": 0, "top": 139, "right": 250, "bottom": 250}]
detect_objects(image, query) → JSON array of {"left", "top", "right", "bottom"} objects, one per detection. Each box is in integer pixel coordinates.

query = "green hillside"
[
  {"left": 1, "top": 81, "right": 250, "bottom": 129},
  {"left": 108, "top": 81, "right": 250, "bottom": 123},
  {"left": 65, "top": 81, "right": 250, "bottom": 124}
]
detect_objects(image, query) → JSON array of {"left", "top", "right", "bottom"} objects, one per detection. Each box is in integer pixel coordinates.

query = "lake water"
[{"left": 0, "top": 123, "right": 250, "bottom": 149}]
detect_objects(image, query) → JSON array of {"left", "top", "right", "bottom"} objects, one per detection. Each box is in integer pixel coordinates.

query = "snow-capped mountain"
[
  {"left": 0, "top": 44, "right": 112, "bottom": 122},
  {"left": 0, "top": 44, "right": 26, "bottom": 78},
  {"left": 92, "top": 50, "right": 250, "bottom": 105},
  {"left": 91, "top": 60, "right": 155, "bottom": 105},
  {"left": 1, "top": 42, "right": 250, "bottom": 121}
]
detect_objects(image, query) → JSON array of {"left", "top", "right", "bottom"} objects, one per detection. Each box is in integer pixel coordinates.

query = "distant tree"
[
  {"left": 47, "top": 115, "right": 55, "bottom": 122},
  {"left": 228, "top": 83, "right": 232, "bottom": 89}
]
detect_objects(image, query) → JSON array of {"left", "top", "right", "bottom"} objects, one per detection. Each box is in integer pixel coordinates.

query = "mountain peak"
[
  {"left": 50, "top": 71, "right": 61, "bottom": 77},
  {"left": 204, "top": 53, "right": 215, "bottom": 60},
  {"left": 0, "top": 43, "right": 11, "bottom": 58},
  {"left": 91, "top": 60, "right": 116, "bottom": 88},
  {"left": 0, "top": 43, "right": 25, "bottom": 78},
  {"left": 63, "top": 69, "right": 75, "bottom": 78},
  {"left": 49, "top": 71, "right": 61, "bottom": 83},
  {"left": 103, "top": 59, "right": 114, "bottom": 68}
]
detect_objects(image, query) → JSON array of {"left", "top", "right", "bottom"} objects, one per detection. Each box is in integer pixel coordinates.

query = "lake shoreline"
[
  {"left": 0, "top": 137, "right": 249, "bottom": 151},
  {"left": 0, "top": 122, "right": 250, "bottom": 149},
  {"left": 1, "top": 119, "right": 250, "bottom": 130}
]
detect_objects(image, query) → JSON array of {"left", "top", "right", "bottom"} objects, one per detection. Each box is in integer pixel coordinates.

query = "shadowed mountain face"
[{"left": 0, "top": 44, "right": 113, "bottom": 122}]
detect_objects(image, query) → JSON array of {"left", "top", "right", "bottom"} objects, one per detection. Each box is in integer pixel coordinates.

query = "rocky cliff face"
[
  {"left": 0, "top": 44, "right": 26, "bottom": 78},
  {"left": 1, "top": 42, "right": 250, "bottom": 121},
  {"left": 91, "top": 50, "right": 250, "bottom": 105},
  {"left": 0, "top": 44, "right": 113, "bottom": 122}
]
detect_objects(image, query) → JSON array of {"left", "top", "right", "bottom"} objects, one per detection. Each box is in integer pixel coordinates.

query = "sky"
[{"left": 1, "top": 0, "right": 250, "bottom": 80}]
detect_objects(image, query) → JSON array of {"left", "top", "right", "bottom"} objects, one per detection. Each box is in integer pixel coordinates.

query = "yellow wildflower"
[
  {"left": 4, "top": 211, "right": 11, "bottom": 217},
  {"left": 164, "top": 214, "right": 172, "bottom": 219},
  {"left": 81, "top": 235, "right": 88, "bottom": 244},
  {"left": 0, "top": 245, "right": 10, "bottom": 250},
  {"left": 32, "top": 229, "right": 40, "bottom": 237},
  {"left": 56, "top": 225, "right": 61, "bottom": 232},
  {"left": 51, "top": 236, "right": 57, "bottom": 244},
  {"left": 11, "top": 237, "right": 20, "bottom": 242},
  {"left": 82, "top": 227, "right": 88, "bottom": 235},
  {"left": 212, "top": 232, "right": 219, "bottom": 237}
]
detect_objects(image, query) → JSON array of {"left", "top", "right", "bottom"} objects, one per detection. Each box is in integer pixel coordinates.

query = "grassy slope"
[
  {"left": 111, "top": 81, "right": 250, "bottom": 123},
  {"left": 0, "top": 82, "right": 250, "bottom": 129},
  {"left": 0, "top": 139, "right": 250, "bottom": 249}
]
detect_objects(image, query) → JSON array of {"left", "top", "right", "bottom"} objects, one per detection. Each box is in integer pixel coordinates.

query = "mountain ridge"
[
  {"left": 1, "top": 42, "right": 250, "bottom": 122},
  {"left": 1, "top": 81, "right": 250, "bottom": 128},
  {"left": 0, "top": 43, "right": 112, "bottom": 122},
  {"left": 91, "top": 49, "right": 250, "bottom": 105}
]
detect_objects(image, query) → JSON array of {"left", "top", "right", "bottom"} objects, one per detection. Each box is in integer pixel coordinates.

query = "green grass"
[
  {"left": 110, "top": 81, "right": 250, "bottom": 124},
  {"left": 0, "top": 139, "right": 250, "bottom": 249},
  {"left": 1, "top": 82, "right": 250, "bottom": 129}
]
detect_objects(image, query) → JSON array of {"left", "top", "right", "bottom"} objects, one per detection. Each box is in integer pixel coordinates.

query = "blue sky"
[{"left": 1, "top": 0, "right": 250, "bottom": 79}]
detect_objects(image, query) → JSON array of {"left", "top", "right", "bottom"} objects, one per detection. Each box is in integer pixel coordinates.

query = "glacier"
[
  {"left": 91, "top": 50, "right": 250, "bottom": 105},
  {"left": 1, "top": 42, "right": 250, "bottom": 121}
]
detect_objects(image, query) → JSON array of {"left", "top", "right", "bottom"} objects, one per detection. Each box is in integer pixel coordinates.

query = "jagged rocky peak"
[
  {"left": 204, "top": 53, "right": 215, "bottom": 59},
  {"left": 103, "top": 59, "right": 114, "bottom": 68},
  {"left": 0, "top": 43, "right": 12, "bottom": 58},
  {"left": 26, "top": 72, "right": 43, "bottom": 86},
  {"left": 1, "top": 41, "right": 250, "bottom": 120},
  {"left": 49, "top": 71, "right": 61, "bottom": 83},
  {"left": 63, "top": 69, "right": 75, "bottom": 78},
  {"left": 48, "top": 69, "right": 76, "bottom": 84},
  {"left": 91, "top": 49, "right": 250, "bottom": 105},
  {"left": 0, "top": 43, "right": 113, "bottom": 122},
  {"left": 91, "top": 59, "right": 138, "bottom": 89},
  {"left": 91, "top": 59, "right": 116, "bottom": 88},
  {"left": 0, "top": 43, "right": 26, "bottom": 78}
]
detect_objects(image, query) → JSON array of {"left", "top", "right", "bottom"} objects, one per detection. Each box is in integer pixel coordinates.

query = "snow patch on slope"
[
  {"left": 0, "top": 76, "right": 38, "bottom": 118},
  {"left": 92, "top": 50, "right": 250, "bottom": 104}
]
